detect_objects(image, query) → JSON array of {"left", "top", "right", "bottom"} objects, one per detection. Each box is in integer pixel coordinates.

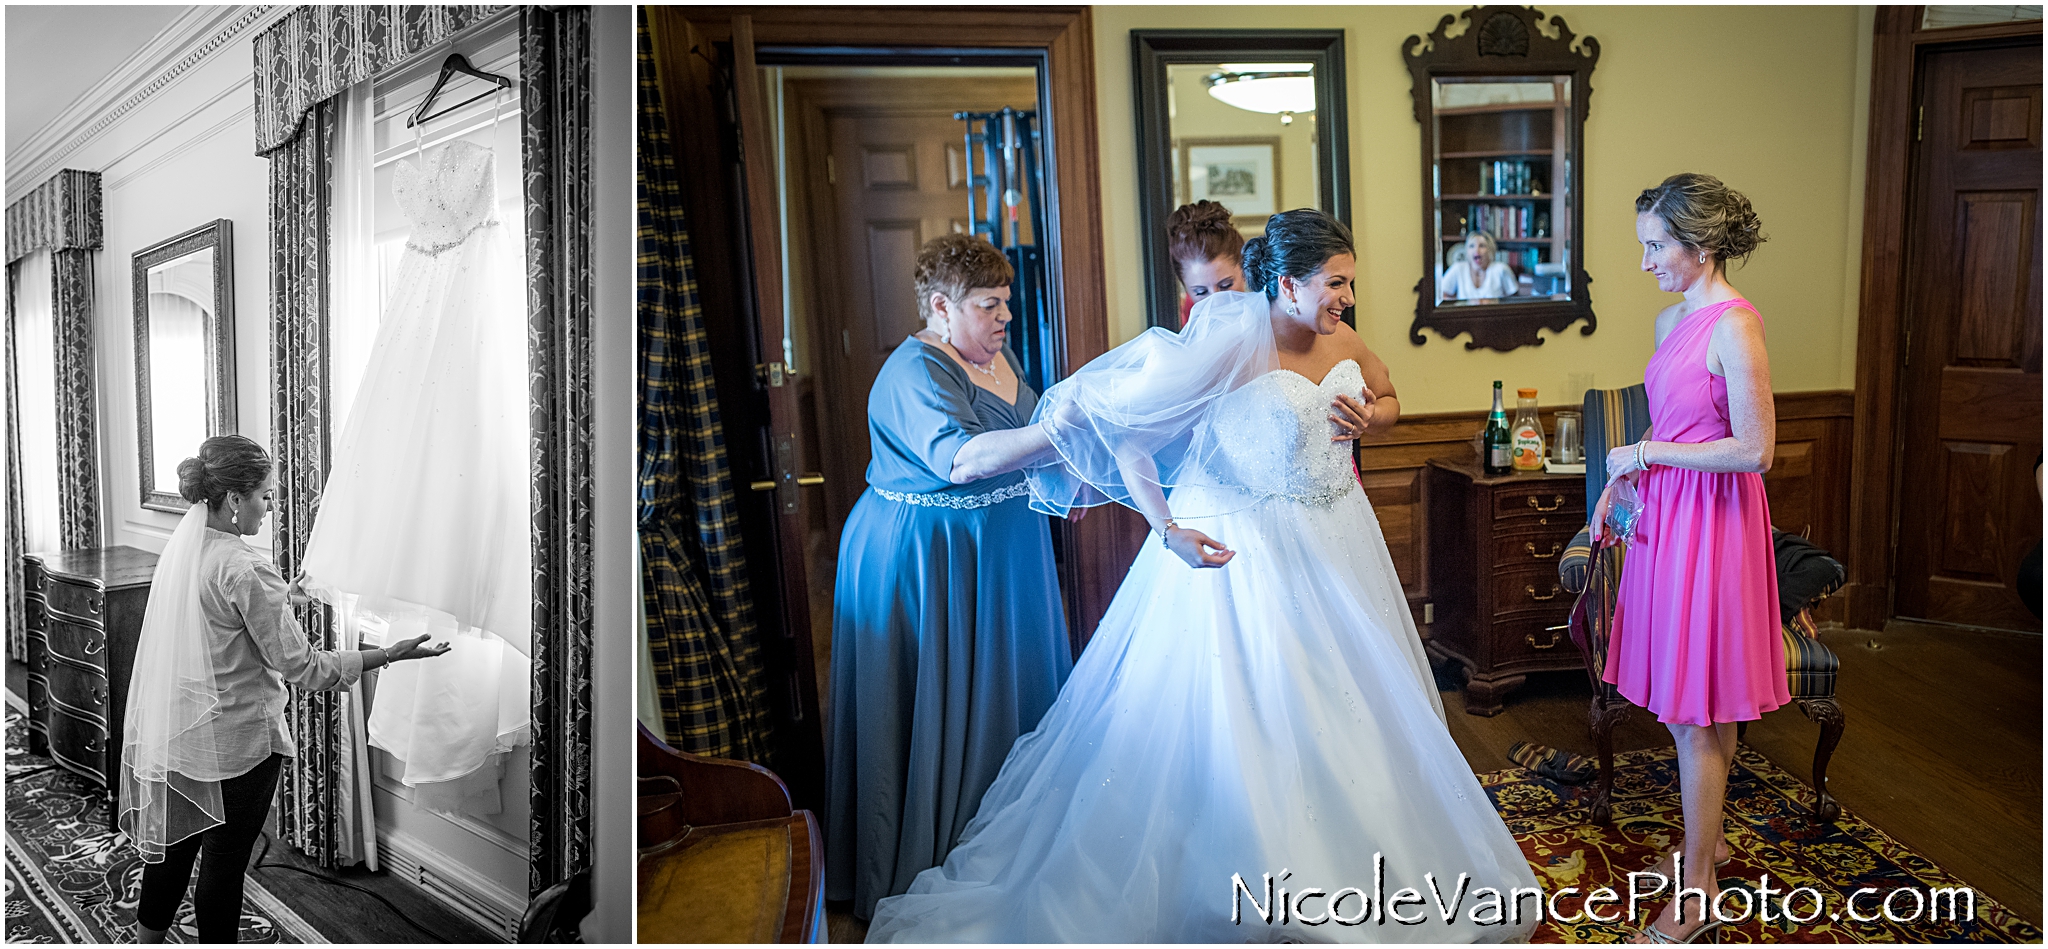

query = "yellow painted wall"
[{"left": 1093, "top": 5, "right": 1874, "bottom": 413}]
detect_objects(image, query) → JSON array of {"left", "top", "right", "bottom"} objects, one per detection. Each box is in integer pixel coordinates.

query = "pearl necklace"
[{"left": 965, "top": 355, "right": 997, "bottom": 377}]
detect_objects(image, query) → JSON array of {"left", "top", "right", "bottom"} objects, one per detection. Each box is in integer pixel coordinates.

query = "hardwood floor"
[
  {"left": 824, "top": 620, "right": 2042, "bottom": 940},
  {"left": 1441, "top": 620, "right": 2042, "bottom": 927},
  {"left": 4, "top": 659, "right": 502, "bottom": 943}
]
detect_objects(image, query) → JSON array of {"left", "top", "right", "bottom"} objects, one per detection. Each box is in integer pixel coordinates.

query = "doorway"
[
  {"left": 1893, "top": 40, "right": 2041, "bottom": 632},
  {"left": 1849, "top": 10, "right": 2043, "bottom": 633},
  {"left": 768, "top": 66, "right": 1042, "bottom": 712}
]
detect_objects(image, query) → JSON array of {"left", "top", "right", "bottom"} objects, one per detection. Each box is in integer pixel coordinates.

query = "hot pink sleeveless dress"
[{"left": 1603, "top": 298, "right": 1789, "bottom": 726}]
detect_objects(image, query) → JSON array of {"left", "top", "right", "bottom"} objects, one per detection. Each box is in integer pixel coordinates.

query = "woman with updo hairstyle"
[
  {"left": 1165, "top": 200, "right": 1245, "bottom": 325},
  {"left": 122, "top": 435, "right": 447, "bottom": 943},
  {"left": 864, "top": 208, "right": 1542, "bottom": 942},
  {"left": 1594, "top": 172, "right": 1779, "bottom": 944},
  {"left": 826, "top": 233, "right": 1074, "bottom": 919}
]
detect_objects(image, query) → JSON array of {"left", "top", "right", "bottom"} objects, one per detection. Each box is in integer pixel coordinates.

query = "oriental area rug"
[
  {"left": 1482, "top": 745, "right": 2041, "bottom": 943},
  {"left": 4, "top": 702, "right": 322, "bottom": 944}
]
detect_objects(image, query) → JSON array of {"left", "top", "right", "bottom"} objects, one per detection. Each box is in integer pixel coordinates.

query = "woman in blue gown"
[{"left": 826, "top": 235, "right": 1073, "bottom": 919}]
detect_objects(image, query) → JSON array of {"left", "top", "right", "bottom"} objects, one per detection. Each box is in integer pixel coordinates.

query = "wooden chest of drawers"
[
  {"left": 1424, "top": 460, "right": 1585, "bottom": 715},
  {"left": 22, "top": 547, "right": 157, "bottom": 815}
]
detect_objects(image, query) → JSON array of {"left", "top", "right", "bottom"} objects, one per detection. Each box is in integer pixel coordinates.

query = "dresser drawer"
[
  {"left": 46, "top": 662, "right": 112, "bottom": 724},
  {"left": 1491, "top": 485, "right": 1583, "bottom": 529},
  {"left": 1490, "top": 616, "right": 1576, "bottom": 666},
  {"left": 44, "top": 579, "right": 106, "bottom": 625},
  {"left": 1491, "top": 533, "right": 1580, "bottom": 568},
  {"left": 46, "top": 704, "right": 109, "bottom": 784},
  {"left": 22, "top": 558, "right": 45, "bottom": 594},
  {"left": 45, "top": 617, "right": 110, "bottom": 669},
  {"left": 1490, "top": 566, "right": 1573, "bottom": 616}
]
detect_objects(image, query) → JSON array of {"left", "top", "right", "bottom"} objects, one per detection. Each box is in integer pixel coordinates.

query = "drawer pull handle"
[
  {"left": 87, "top": 596, "right": 102, "bottom": 614},
  {"left": 1524, "top": 541, "right": 1562, "bottom": 560},
  {"left": 89, "top": 685, "right": 106, "bottom": 706},
  {"left": 1525, "top": 584, "right": 1561, "bottom": 602},
  {"left": 1526, "top": 629, "right": 1564, "bottom": 650},
  {"left": 85, "top": 735, "right": 105, "bottom": 754},
  {"left": 84, "top": 634, "right": 105, "bottom": 656},
  {"left": 1526, "top": 495, "right": 1567, "bottom": 513}
]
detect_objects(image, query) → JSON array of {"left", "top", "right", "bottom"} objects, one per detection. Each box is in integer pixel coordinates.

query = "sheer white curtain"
[
  {"left": 322, "top": 79, "right": 381, "bottom": 870},
  {"left": 15, "top": 251, "right": 60, "bottom": 554}
]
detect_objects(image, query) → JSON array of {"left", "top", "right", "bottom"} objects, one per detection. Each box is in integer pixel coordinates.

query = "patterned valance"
[
  {"left": 6, "top": 170, "right": 102, "bottom": 263},
  {"left": 252, "top": 4, "right": 507, "bottom": 156}
]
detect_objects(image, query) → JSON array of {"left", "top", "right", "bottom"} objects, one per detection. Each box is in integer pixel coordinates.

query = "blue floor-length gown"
[{"left": 825, "top": 337, "right": 1073, "bottom": 920}]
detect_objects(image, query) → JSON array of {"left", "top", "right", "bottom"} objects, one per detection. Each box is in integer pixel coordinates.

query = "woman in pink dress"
[{"left": 1592, "top": 173, "right": 1784, "bottom": 944}]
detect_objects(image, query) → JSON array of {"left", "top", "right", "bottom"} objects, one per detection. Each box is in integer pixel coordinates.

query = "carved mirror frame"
[
  {"left": 1405, "top": 6, "right": 1598, "bottom": 351},
  {"left": 1133, "top": 29, "right": 1350, "bottom": 330},
  {"left": 132, "top": 219, "right": 236, "bottom": 513}
]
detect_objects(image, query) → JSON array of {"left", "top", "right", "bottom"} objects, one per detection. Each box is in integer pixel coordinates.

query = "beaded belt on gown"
[{"left": 873, "top": 481, "right": 1030, "bottom": 510}]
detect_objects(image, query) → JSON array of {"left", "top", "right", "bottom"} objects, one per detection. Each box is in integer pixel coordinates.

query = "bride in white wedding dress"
[
  {"left": 297, "top": 97, "right": 531, "bottom": 812},
  {"left": 866, "top": 211, "right": 1540, "bottom": 943}
]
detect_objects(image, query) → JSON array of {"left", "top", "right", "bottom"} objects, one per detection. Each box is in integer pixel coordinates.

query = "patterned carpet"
[
  {"left": 3, "top": 704, "right": 324, "bottom": 944},
  {"left": 1481, "top": 745, "right": 2042, "bottom": 943}
]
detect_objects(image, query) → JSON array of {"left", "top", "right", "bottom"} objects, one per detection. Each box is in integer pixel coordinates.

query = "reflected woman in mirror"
[
  {"left": 1592, "top": 174, "right": 1780, "bottom": 944},
  {"left": 122, "top": 435, "right": 448, "bottom": 944},
  {"left": 1440, "top": 229, "right": 1518, "bottom": 301},
  {"left": 827, "top": 235, "right": 1075, "bottom": 920},
  {"left": 1166, "top": 200, "right": 1245, "bottom": 327}
]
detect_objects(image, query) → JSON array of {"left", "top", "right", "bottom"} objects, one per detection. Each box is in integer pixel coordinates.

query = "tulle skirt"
[
  {"left": 298, "top": 219, "right": 531, "bottom": 801},
  {"left": 866, "top": 483, "right": 1539, "bottom": 943}
]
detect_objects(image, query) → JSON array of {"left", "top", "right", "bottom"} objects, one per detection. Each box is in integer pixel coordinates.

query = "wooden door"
[
  {"left": 1895, "top": 40, "right": 2043, "bottom": 631},
  {"left": 794, "top": 79, "right": 1036, "bottom": 535}
]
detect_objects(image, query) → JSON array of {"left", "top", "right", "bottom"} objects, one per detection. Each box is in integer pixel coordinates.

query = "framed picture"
[{"left": 1179, "top": 137, "right": 1281, "bottom": 224}]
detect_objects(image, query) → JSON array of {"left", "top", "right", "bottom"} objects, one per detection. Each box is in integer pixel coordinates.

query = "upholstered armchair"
[{"left": 1556, "top": 386, "right": 1847, "bottom": 825}]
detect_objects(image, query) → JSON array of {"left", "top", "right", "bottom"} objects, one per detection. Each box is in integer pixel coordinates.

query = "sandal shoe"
[{"left": 1635, "top": 916, "right": 1722, "bottom": 944}]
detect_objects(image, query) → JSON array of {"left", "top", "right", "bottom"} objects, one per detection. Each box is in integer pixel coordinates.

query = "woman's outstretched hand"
[
  {"left": 386, "top": 633, "right": 452, "bottom": 662},
  {"left": 1165, "top": 526, "right": 1234, "bottom": 568},
  {"left": 1330, "top": 389, "right": 1375, "bottom": 442}
]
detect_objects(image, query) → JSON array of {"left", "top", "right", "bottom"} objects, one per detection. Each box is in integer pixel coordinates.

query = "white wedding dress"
[
  {"left": 299, "top": 137, "right": 531, "bottom": 809},
  {"left": 866, "top": 352, "right": 1540, "bottom": 942}
]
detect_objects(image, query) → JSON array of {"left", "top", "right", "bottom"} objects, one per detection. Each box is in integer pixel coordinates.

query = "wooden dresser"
[
  {"left": 22, "top": 547, "right": 157, "bottom": 813},
  {"left": 1423, "top": 460, "right": 1585, "bottom": 715}
]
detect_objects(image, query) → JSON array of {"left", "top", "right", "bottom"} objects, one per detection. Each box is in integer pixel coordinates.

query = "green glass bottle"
[{"left": 1483, "top": 381, "right": 1512, "bottom": 475}]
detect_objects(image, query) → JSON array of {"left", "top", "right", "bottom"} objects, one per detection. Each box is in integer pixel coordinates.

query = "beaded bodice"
[
  {"left": 1204, "top": 358, "right": 1362, "bottom": 506},
  {"left": 394, "top": 139, "right": 499, "bottom": 256}
]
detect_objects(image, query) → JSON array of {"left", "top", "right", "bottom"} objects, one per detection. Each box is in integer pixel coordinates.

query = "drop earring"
[{"left": 230, "top": 505, "right": 239, "bottom": 529}]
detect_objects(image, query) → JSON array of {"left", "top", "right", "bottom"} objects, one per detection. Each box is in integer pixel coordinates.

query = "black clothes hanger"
[{"left": 406, "top": 53, "right": 514, "bottom": 129}]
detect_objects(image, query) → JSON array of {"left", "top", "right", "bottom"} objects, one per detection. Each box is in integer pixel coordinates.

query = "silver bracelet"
[
  {"left": 1635, "top": 440, "right": 1648, "bottom": 473},
  {"left": 1159, "top": 518, "right": 1178, "bottom": 547}
]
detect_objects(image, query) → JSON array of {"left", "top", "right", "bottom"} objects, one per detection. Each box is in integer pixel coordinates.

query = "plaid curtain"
[{"left": 636, "top": 8, "right": 773, "bottom": 763}]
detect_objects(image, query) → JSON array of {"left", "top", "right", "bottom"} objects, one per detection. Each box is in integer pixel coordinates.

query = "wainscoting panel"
[{"left": 1358, "top": 390, "right": 1855, "bottom": 631}]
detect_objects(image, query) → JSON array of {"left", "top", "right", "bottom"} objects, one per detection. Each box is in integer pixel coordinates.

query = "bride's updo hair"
[
  {"left": 177, "top": 435, "right": 272, "bottom": 510},
  {"left": 1241, "top": 209, "right": 1355, "bottom": 299}
]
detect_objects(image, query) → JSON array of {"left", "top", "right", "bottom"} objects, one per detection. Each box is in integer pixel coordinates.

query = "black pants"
[{"left": 135, "top": 753, "right": 285, "bottom": 942}]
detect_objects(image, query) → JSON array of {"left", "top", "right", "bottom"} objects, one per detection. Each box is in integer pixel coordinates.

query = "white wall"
[{"left": 12, "top": 7, "right": 290, "bottom": 554}]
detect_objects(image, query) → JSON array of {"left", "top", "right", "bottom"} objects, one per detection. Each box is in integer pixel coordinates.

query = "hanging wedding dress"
[
  {"left": 298, "top": 115, "right": 531, "bottom": 813},
  {"left": 866, "top": 292, "right": 1539, "bottom": 942}
]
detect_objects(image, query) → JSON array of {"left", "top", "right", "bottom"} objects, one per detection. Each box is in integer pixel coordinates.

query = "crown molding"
[{"left": 6, "top": 5, "right": 292, "bottom": 202}]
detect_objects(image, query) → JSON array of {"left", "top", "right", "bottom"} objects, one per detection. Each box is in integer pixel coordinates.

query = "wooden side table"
[
  {"left": 1424, "top": 459, "right": 1586, "bottom": 715},
  {"left": 22, "top": 546, "right": 157, "bottom": 819}
]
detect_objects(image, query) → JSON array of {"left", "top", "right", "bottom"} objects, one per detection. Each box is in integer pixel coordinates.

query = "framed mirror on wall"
[
  {"left": 1133, "top": 30, "right": 1350, "bottom": 330},
  {"left": 132, "top": 219, "right": 235, "bottom": 513},
  {"left": 1405, "top": 5, "right": 1598, "bottom": 352}
]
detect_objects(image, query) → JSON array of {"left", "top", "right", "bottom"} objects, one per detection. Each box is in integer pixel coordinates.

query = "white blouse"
[{"left": 1441, "top": 260, "right": 1519, "bottom": 300}]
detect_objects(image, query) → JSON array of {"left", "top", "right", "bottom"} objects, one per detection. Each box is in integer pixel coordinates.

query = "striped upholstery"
[{"left": 1559, "top": 385, "right": 1840, "bottom": 703}]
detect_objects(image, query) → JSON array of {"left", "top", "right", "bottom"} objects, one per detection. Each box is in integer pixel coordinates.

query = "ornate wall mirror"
[
  {"left": 132, "top": 219, "right": 235, "bottom": 512},
  {"left": 1133, "top": 30, "right": 1350, "bottom": 329},
  {"left": 1405, "top": 6, "right": 1598, "bottom": 351}
]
